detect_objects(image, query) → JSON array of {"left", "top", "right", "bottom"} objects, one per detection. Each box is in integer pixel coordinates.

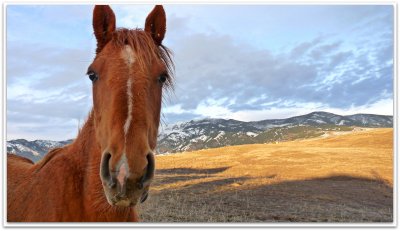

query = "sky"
[{"left": 6, "top": 4, "right": 394, "bottom": 141}]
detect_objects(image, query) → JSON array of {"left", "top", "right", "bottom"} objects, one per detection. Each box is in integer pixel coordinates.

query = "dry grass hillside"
[{"left": 138, "top": 128, "right": 393, "bottom": 222}]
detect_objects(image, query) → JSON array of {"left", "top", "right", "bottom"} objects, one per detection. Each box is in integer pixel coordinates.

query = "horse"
[{"left": 7, "top": 5, "right": 174, "bottom": 222}]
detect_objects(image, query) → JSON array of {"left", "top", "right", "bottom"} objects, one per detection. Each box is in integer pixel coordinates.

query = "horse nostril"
[
  {"left": 139, "top": 153, "right": 155, "bottom": 188},
  {"left": 100, "top": 153, "right": 115, "bottom": 188}
]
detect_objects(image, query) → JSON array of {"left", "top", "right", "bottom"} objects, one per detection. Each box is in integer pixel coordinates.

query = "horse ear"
[
  {"left": 145, "top": 5, "right": 166, "bottom": 46},
  {"left": 93, "top": 5, "right": 116, "bottom": 54}
]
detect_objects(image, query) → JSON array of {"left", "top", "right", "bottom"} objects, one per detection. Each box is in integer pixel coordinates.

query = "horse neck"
[
  {"left": 70, "top": 110, "right": 99, "bottom": 165},
  {"left": 71, "top": 109, "right": 102, "bottom": 193}
]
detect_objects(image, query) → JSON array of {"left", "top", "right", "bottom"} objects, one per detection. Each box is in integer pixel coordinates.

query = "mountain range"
[{"left": 7, "top": 111, "right": 392, "bottom": 162}]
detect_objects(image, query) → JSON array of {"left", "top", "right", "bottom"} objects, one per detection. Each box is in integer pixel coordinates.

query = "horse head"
[{"left": 89, "top": 5, "right": 173, "bottom": 207}]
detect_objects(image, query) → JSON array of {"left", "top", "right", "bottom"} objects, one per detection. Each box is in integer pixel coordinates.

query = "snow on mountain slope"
[{"left": 7, "top": 112, "right": 392, "bottom": 160}]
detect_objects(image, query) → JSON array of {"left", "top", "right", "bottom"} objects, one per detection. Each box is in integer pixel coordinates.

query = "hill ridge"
[{"left": 7, "top": 111, "right": 393, "bottom": 162}]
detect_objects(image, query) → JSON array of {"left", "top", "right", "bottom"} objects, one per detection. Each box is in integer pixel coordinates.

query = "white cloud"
[
  {"left": 163, "top": 98, "right": 392, "bottom": 123},
  {"left": 229, "top": 102, "right": 325, "bottom": 121},
  {"left": 162, "top": 104, "right": 186, "bottom": 114},
  {"left": 326, "top": 98, "right": 393, "bottom": 116},
  {"left": 229, "top": 98, "right": 394, "bottom": 122},
  {"left": 112, "top": 5, "right": 154, "bottom": 29},
  {"left": 193, "top": 103, "right": 232, "bottom": 119}
]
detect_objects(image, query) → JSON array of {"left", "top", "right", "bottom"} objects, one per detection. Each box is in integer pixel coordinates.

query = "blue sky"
[{"left": 6, "top": 4, "right": 394, "bottom": 140}]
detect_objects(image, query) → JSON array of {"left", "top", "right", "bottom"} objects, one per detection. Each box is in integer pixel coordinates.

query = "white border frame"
[{"left": 2, "top": 1, "right": 398, "bottom": 228}]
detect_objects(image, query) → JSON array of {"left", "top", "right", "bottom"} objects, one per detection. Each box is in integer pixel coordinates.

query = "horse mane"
[{"left": 111, "top": 28, "right": 175, "bottom": 89}]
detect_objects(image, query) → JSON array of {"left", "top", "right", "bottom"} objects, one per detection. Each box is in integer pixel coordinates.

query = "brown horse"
[{"left": 7, "top": 5, "right": 174, "bottom": 222}]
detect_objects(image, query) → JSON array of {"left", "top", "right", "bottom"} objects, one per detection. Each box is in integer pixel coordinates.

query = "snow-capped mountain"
[
  {"left": 7, "top": 139, "right": 73, "bottom": 162},
  {"left": 248, "top": 111, "right": 393, "bottom": 129},
  {"left": 156, "top": 112, "right": 392, "bottom": 153},
  {"left": 7, "top": 112, "right": 392, "bottom": 161}
]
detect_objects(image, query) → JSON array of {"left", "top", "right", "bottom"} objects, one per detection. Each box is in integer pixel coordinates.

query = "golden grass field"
[{"left": 138, "top": 128, "right": 393, "bottom": 222}]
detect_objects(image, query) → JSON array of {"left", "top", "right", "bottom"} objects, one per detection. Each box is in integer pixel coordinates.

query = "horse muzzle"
[{"left": 100, "top": 152, "right": 155, "bottom": 207}]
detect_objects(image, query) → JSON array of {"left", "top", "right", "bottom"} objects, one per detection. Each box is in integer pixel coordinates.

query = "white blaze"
[
  {"left": 122, "top": 45, "right": 135, "bottom": 137},
  {"left": 122, "top": 45, "right": 135, "bottom": 65},
  {"left": 124, "top": 78, "right": 133, "bottom": 136},
  {"left": 116, "top": 154, "right": 130, "bottom": 186}
]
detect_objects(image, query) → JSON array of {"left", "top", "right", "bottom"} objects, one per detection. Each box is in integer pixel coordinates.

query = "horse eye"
[
  {"left": 87, "top": 71, "right": 98, "bottom": 82},
  {"left": 158, "top": 74, "right": 167, "bottom": 84}
]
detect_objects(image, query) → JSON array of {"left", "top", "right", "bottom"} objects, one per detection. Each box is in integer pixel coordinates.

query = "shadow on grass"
[
  {"left": 157, "top": 167, "right": 230, "bottom": 175},
  {"left": 142, "top": 174, "right": 393, "bottom": 222},
  {"left": 153, "top": 167, "right": 232, "bottom": 186},
  {"left": 155, "top": 175, "right": 208, "bottom": 185},
  {"left": 179, "top": 176, "right": 251, "bottom": 192}
]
